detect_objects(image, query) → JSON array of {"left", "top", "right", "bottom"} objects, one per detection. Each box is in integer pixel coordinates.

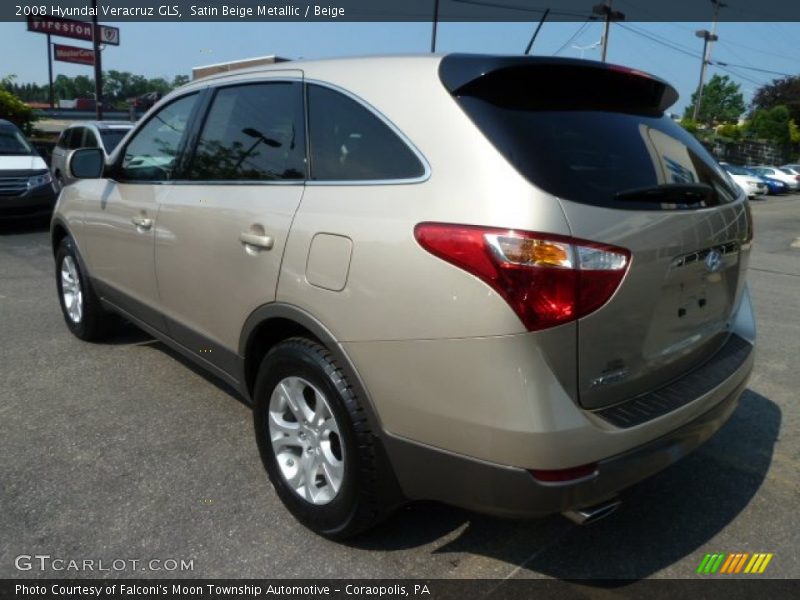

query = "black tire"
[
  {"left": 253, "top": 337, "right": 384, "bottom": 539},
  {"left": 55, "top": 236, "right": 117, "bottom": 341}
]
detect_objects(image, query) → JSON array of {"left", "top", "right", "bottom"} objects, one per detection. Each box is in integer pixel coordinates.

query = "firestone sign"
[
  {"left": 54, "top": 43, "right": 95, "bottom": 66},
  {"left": 26, "top": 16, "right": 120, "bottom": 46}
]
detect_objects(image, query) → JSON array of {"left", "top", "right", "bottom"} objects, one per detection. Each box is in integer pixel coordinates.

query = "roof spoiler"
[{"left": 439, "top": 54, "right": 679, "bottom": 114}]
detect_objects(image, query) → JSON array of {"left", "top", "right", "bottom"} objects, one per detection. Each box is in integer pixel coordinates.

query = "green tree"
[
  {"left": 0, "top": 87, "right": 37, "bottom": 135},
  {"left": 716, "top": 122, "right": 743, "bottom": 140},
  {"left": 683, "top": 74, "right": 746, "bottom": 126},
  {"left": 171, "top": 74, "right": 190, "bottom": 88},
  {"left": 790, "top": 119, "right": 800, "bottom": 144},
  {"left": 752, "top": 76, "right": 800, "bottom": 126},
  {"left": 747, "top": 105, "right": 792, "bottom": 145}
]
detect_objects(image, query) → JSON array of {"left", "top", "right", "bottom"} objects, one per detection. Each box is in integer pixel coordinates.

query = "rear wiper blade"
[{"left": 614, "top": 183, "right": 714, "bottom": 204}]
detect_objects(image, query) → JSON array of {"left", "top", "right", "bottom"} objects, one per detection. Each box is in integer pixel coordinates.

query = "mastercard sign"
[{"left": 54, "top": 43, "right": 95, "bottom": 66}]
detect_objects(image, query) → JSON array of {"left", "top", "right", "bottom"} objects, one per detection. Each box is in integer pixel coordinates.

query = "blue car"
[{"left": 747, "top": 167, "right": 788, "bottom": 194}]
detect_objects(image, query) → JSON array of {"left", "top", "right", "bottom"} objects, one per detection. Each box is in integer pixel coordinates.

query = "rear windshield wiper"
[{"left": 614, "top": 183, "right": 714, "bottom": 204}]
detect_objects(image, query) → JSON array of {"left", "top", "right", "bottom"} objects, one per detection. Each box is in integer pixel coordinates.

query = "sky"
[{"left": 0, "top": 19, "right": 798, "bottom": 116}]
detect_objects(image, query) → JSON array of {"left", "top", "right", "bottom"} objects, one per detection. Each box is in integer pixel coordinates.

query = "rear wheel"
[
  {"left": 55, "top": 237, "right": 117, "bottom": 341},
  {"left": 253, "top": 337, "right": 383, "bottom": 539}
]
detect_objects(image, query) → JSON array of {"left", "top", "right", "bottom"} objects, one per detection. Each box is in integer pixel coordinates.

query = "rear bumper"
[
  {"left": 0, "top": 184, "right": 57, "bottom": 219},
  {"left": 385, "top": 367, "right": 750, "bottom": 518}
]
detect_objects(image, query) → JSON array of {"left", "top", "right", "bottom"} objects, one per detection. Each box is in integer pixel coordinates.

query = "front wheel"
[
  {"left": 253, "top": 337, "right": 384, "bottom": 539},
  {"left": 55, "top": 237, "right": 117, "bottom": 341}
]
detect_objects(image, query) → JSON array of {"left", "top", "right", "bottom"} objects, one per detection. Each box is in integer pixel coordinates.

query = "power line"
[
  {"left": 712, "top": 62, "right": 793, "bottom": 78},
  {"left": 554, "top": 20, "right": 591, "bottom": 56},
  {"left": 615, "top": 23, "right": 700, "bottom": 60},
  {"left": 615, "top": 23, "right": 766, "bottom": 88}
]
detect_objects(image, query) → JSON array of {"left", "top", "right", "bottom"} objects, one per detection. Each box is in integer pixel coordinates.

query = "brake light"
[
  {"left": 414, "top": 223, "right": 630, "bottom": 331},
  {"left": 795, "top": 176, "right": 800, "bottom": 181}
]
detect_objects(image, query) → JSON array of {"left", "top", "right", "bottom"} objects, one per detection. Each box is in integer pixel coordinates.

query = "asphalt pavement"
[{"left": 1, "top": 196, "right": 798, "bottom": 584}]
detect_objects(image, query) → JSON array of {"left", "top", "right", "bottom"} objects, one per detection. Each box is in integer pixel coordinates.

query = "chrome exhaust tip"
[{"left": 562, "top": 498, "right": 621, "bottom": 525}]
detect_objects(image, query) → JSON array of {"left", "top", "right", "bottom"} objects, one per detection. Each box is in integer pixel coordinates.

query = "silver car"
[
  {"left": 50, "top": 121, "right": 133, "bottom": 188},
  {"left": 51, "top": 55, "right": 755, "bottom": 538}
]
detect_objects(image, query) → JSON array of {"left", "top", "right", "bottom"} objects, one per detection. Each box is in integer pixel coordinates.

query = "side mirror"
[{"left": 68, "top": 148, "right": 105, "bottom": 179}]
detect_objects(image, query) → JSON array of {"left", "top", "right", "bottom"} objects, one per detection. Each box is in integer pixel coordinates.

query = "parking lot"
[{"left": 1, "top": 196, "right": 798, "bottom": 583}]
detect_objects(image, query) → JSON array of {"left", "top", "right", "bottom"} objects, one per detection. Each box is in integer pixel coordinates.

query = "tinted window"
[
  {"left": 189, "top": 82, "right": 305, "bottom": 181},
  {"left": 452, "top": 67, "right": 738, "bottom": 209},
  {"left": 100, "top": 130, "right": 129, "bottom": 153},
  {"left": 308, "top": 85, "right": 424, "bottom": 181},
  {"left": 83, "top": 129, "right": 100, "bottom": 148},
  {"left": 121, "top": 93, "right": 198, "bottom": 181},
  {"left": 67, "top": 128, "right": 84, "bottom": 150}
]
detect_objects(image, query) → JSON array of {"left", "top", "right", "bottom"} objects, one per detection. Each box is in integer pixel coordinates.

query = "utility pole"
[
  {"left": 692, "top": 0, "right": 726, "bottom": 122},
  {"left": 592, "top": 1, "right": 625, "bottom": 62},
  {"left": 91, "top": 0, "right": 103, "bottom": 120}
]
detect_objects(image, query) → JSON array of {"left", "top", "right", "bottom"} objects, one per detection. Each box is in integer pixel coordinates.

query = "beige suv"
[{"left": 51, "top": 55, "right": 756, "bottom": 538}]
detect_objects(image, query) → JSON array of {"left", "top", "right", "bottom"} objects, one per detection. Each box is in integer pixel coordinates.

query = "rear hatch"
[{"left": 441, "top": 55, "right": 752, "bottom": 410}]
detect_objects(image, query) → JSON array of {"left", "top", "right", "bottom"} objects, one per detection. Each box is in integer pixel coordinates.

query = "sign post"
[
  {"left": 91, "top": 0, "right": 102, "bottom": 120},
  {"left": 46, "top": 33, "right": 54, "bottom": 108},
  {"left": 27, "top": 13, "right": 119, "bottom": 116}
]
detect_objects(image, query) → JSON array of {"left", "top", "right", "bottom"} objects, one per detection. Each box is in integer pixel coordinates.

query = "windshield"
[
  {"left": 100, "top": 129, "right": 130, "bottom": 153},
  {"left": 0, "top": 127, "right": 34, "bottom": 155},
  {"left": 726, "top": 165, "right": 751, "bottom": 176}
]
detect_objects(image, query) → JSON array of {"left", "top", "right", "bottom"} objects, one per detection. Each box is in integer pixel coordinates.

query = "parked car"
[
  {"left": 0, "top": 118, "right": 57, "bottom": 219},
  {"left": 721, "top": 164, "right": 767, "bottom": 197},
  {"left": 51, "top": 55, "right": 756, "bottom": 538},
  {"left": 51, "top": 121, "right": 134, "bottom": 188},
  {"left": 780, "top": 164, "right": 800, "bottom": 178},
  {"left": 750, "top": 165, "right": 800, "bottom": 191},
  {"left": 744, "top": 167, "right": 787, "bottom": 195}
]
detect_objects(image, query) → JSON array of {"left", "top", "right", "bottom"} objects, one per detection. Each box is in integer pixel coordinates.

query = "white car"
[
  {"left": 723, "top": 164, "right": 767, "bottom": 197},
  {"left": 751, "top": 166, "right": 800, "bottom": 191},
  {"left": 50, "top": 121, "right": 133, "bottom": 188}
]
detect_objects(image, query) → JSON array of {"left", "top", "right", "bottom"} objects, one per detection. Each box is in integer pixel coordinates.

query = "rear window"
[{"left": 449, "top": 65, "right": 739, "bottom": 209}]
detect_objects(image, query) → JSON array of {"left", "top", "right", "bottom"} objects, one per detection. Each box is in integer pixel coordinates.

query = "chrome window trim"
[{"left": 113, "top": 77, "right": 431, "bottom": 187}]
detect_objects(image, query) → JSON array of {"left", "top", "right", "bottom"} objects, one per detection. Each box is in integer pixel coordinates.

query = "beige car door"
[
  {"left": 81, "top": 92, "right": 200, "bottom": 329},
  {"left": 154, "top": 75, "right": 306, "bottom": 377}
]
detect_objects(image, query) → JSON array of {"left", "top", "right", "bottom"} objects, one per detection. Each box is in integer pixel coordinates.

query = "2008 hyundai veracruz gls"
[{"left": 51, "top": 55, "right": 756, "bottom": 538}]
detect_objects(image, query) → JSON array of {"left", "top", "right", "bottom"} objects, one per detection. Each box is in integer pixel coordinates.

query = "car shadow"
[
  {"left": 121, "top": 327, "right": 250, "bottom": 407},
  {"left": 349, "top": 389, "right": 780, "bottom": 583}
]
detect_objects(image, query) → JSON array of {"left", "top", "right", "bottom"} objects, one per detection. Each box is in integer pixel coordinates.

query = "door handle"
[
  {"left": 131, "top": 216, "right": 153, "bottom": 231},
  {"left": 239, "top": 232, "right": 274, "bottom": 250}
]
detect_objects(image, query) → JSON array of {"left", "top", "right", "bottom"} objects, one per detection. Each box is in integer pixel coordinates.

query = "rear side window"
[
  {"left": 121, "top": 93, "right": 198, "bottom": 182},
  {"left": 188, "top": 82, "right": 305, "bottom": 181},
  {"left": 449, "top": 65, "right": 738, "bottom": 209},
  {"left": 67, "top": 128, "right": 84, "bottom": 150},
  {"left": 307, "top": 85, "right": 424, "bottom": 181}
]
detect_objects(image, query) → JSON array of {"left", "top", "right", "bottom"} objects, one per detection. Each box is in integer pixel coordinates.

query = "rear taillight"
[
  {"left": 414, "top": 223, "right": 630, "bottom": 331},
  {"left": 795, "top": 176, "right": 800, "bottom": 181}
]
